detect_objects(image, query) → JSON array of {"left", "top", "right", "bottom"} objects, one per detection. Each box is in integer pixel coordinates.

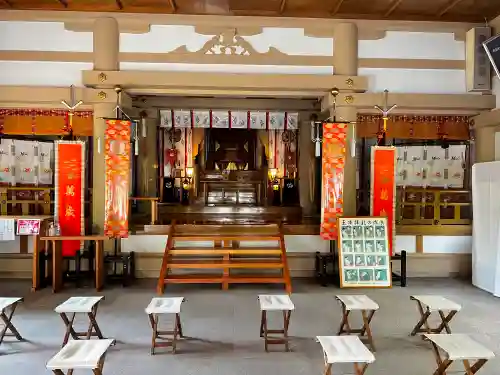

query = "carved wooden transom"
[{"left": 200, "top": 29, "right": 258, "bottom": 56}]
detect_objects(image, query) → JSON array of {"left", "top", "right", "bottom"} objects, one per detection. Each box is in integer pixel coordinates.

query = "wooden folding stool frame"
[
  {"left": 426, "top": 339, "right": 489, "bottom": 375},
  {"left": 50, "top": 349, "right": 110, "bottom": 375},
  {"left": 337, "top": 304, "right": 376, "bottom": 352},
  {"left": 148, "top": 311, "right": 183, "bottom": 354},
  {"left": 322, "top": 362, "right": 370, "bottom": 375},
  {"left": 60, "top": 302, "right": 104, "bottom": 347},
  {"left": 410, "top": 297, "right": 458, "bottom": 336},
  {"left": 260, "top": 309, "right": 292, "bottom": 352},
  {"left": 51, "top": 354, "right": 107, "bottom": 375},
  {"left": 0, "top": 298, "right": 24, "bottom": 345}
]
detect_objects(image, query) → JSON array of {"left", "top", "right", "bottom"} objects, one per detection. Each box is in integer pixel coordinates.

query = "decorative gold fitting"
[
  {"left": 97, "top": 91, "right": 107, "bottom": 100},
  {"left": 98, "top": 72, "right": 107, "bottom": 82},
  {"left": 344, "top": 95, "right": 354, "bottom": 104},
  {"left": 345, "top": 78, "right": 354, "bottom": 88}
]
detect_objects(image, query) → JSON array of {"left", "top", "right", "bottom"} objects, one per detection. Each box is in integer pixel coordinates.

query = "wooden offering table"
[{"left": 35, "top": 235, "right": 109, "bottom": 293}]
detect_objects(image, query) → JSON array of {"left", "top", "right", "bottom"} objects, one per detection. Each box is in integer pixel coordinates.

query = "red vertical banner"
[
  {"left": 55, "top": 141, "right": 85, "bottom": 256},
  {"left": 104, "top": 119, "right": 131, "bottom": 238},
  {"left": 321, "top": 123, "right": 347, "bottom": 240},
  {"left": 370, "top": 146, "right": 396, "bottom": 255}
]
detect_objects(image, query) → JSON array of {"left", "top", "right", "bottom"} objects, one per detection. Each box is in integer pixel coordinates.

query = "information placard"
[{"left": 338, "top": 217, "right": 392, "bottom": 288}]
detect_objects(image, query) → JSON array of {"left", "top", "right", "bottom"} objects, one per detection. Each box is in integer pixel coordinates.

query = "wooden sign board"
[{"left": 338, "top": 216, "right": 392, "bottom": 288}]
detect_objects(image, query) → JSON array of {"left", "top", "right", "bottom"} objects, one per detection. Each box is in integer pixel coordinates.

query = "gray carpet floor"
[{"left": 1, "top": 279, "right": 500, "bottom": 375}]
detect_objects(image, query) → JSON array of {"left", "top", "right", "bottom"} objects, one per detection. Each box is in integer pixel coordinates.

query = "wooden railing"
[
  {"left": 0, "top": 186, "right": 159, "bottom": 226},
  {"left": 396, "top": 187, "right": 471, "bottom": 226},
  {"left": 129, "top": 197, "right": 158, "bottom": 224}
]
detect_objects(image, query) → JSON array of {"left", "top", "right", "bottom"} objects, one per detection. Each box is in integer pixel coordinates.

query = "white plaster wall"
[
  {"left": 0, "top": 236, "right": 34, "bottom": 253},
  {"left": 0, "top": 61, "right": 91, "bottom": 86},
  {"left": 120, "top": 234, "right": 470, "bottom": 254},
  {"left": 121, "top": 26, "right": 333, "bottom": 56},
  {"left": 120, "top": 62, "right": 332, "bottom": 74},
  {"left": 423, "top": 235, "right": 472, "bottom": 253},
  {"left": 0, "top": 21, "right": 93, "bottom": 52},
  {"left": 0, "top": 21, "right": 468, "bottom": 93},
  {"left": 493, "top": 74, "right": 500, "bottom": 108},
  {"left": 395, "top": 235, "right": 416, "bottom": 253},
  {"left": 359, "top": 68, "right": 466, "bottom": 94},
  {"left": 359, "top": 32, "right": 465, "bottom": 60}
]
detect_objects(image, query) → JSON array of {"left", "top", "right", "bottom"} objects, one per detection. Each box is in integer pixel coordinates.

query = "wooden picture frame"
[{"left": 337, "top": 216, "right": 392, "bottom": 288}]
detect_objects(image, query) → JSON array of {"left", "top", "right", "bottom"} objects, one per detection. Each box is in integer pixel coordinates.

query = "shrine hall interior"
[{"left": 3, "top": 1, "right": 500, "bottom": 375}]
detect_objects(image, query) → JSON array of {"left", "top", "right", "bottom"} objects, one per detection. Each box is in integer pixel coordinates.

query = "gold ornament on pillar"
[
  {"left": 374, "top": 89, "right": 397, "bottom": 142},
  {"left": 323, "top": 88, "right": 357, "bottom": 158},
  {"left": 60, "top": 85, "right": 84, "bottom": 134},
  {"left": 98, "top": 72, "right": 107, "bottom": 82},
  {"left": 344, "top": 95, "right": 354, "bottom": 104}
]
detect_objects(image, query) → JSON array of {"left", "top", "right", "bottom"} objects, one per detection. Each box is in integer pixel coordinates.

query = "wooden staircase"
[{"left": 156, "top": 221, "right": 292, "bottom": 294}]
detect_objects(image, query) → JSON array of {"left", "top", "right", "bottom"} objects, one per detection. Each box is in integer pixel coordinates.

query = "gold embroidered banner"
[
  {"left": 370, "top": 146, "right": 396, "bottom": 255},
  {"left": 55, "top": 141, "right": 85, "bottom": 256},
  {"left": 321, "top": 123, "right": 347, "bottom": 240},
  {"left": 104, "top": 120, "right": 131, "bottom": 238}
]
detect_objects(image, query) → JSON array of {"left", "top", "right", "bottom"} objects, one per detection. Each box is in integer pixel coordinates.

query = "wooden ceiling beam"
[
  {"left": 384, "top": 0, "right": 404, "bottom": 17},
  {"left": 279, "top": 0, "right": 286, "bottom": 14},
  {"left": 329, "top": 0, "right": 345, "bottom": 15},
  {"left": 115, "top": 0, "right": 123, "bottom": 9},
  {"left": 438, "top": 0, "right": 465, "bottom": 17},
  {"left": 168, "top": 0, "right": 177, "bottom": 13}
]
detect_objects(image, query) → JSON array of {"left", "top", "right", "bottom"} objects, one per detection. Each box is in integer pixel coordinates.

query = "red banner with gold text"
[
  {"left": 55, "top": 141, "right": 85, "bottom": 256},
  {"left": 320, "top": 123, "right": 347, "bottom": 240},
  {"left": 104, "top": 120, "right": 131, "bottom": 238},
  {"left": 370, "top": 147, "right": 396, "bottom": 255}
]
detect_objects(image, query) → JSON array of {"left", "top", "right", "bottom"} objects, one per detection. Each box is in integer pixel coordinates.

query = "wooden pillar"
[
  {"left": 298, "top": 116, "right": 315, "bottom": 215},
  {"left": 333, "top": 23, "right": 358, "bottom": 216},
  {"left": 92, "top": 17, "right": 119, "bottom": 231},
  {"left": 476, "top": 126, "right": 497, "bottom": 163},
  {"left": 137, "top": 111, "right": 159, "bottom": 198},
  {"left": 93, "top": 18, "right": 119, "bottom": 71}
]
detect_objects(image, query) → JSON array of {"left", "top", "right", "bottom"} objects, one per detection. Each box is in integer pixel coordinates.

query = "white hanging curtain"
[{"left": 160, "top": 109, "right": 299, "bottom": 130}]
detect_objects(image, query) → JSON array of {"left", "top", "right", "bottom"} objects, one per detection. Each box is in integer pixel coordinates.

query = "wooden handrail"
[
  {"left": 156, "top": 220, "right": 175, "bottom": 295},
  {"left": 278, "top": 223, "right": 292, "bottom": 294},
  {"left": 129, "top": 197, "right": 159, "bottom": 225}
]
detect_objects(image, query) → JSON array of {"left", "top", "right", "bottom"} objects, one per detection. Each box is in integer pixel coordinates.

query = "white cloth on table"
[{"left": 0, "top": 218, "right": 15, "bottom": 241}]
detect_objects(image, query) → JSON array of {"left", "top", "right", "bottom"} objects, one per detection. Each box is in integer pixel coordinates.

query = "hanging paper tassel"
[
  {"left": 141, "top": 117, "right": 147, "bottom": 138},
  {"left": 351, "top": 123, "right": 356, "bottom": 158},
  {"left": 97, "top": 137, "right": 101, "bottom": 154},
  {"left": 135, "top": 137, "right": 139, "bottom": 156},
  {"left": 315, "top": 141, "right": 321, "bottom": 157}
]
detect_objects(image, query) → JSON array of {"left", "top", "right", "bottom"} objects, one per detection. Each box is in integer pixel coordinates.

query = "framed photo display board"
[{"left": 338, "top": 217, "right": 392, "bottom": 288}]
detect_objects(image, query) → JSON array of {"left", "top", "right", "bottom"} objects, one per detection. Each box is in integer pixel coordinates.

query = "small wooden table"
[
  {"left": 0, "top": 297, "right": 24, "bottom": 345},
  {"left": 424, "top": 334, "right": 495, "bottom": 375},
  {"left": 316, "top": 336, "right": 375, "bottom": 375},
  {"left": 335, "top": 295, "right": 379, "bottom": 352},
  {"left": 145, "top": 297, "right": 185, "bottom": 354},
  {"left": 410, "top": 295, "right": 462, "bottom": 336},
  {"left": 46, "top": 339, "right": 115, "bottom": 375},
  {"left": 38, "top": 235, "right": 109, "bottom": 293},
  {"left": 258, "top": 294, "right": 294, "bottom": 352},
  {"left": 55, "top": 296, "right": 105, "bottom": 347}
]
